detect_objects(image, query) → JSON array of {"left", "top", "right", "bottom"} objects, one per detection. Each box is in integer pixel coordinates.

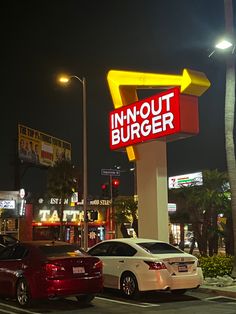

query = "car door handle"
[{"left": 119, "top": 260, "right": 124, "bottom": 263}]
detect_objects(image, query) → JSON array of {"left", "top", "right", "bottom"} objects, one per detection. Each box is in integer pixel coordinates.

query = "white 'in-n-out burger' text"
[{"left": 109, "top": 88, "right": 180, "bottom": 149}]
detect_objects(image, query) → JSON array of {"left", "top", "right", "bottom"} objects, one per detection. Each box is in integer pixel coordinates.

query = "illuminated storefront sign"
[
  {"left": 168, "top": 172, "right": 203, "bottom": 189},
  {"left": 109, "top": 87, "right": 198, "bottom": 150},
  {"left": 0, "top": 200, "right": 15, "bottom": 209},
  {"left": 77, "top": 199, "right": 111, "bottom": 206},
  {"left": 107, "top": 69, "right": 210, "bottom": 161},
  {"left": 168, "top": 203, "right": 177, "bottom": 212},
  {"left": 34, "top": 200, "right": 110, "bottom": 224},
  {"left": 0, "top": 191, "right": 26, "bottom": 218},
  {"left": 39, "top": 209, "right": 83, "bottom": 222},
  {"left": 18, "top": 199, "right": 26, "bottom": 217},
  {"left": 48, "top": 198, "right": 111, "bottom": 206},
  {"left": 37, "top": 209, "right": 104, "bottom": 223}
]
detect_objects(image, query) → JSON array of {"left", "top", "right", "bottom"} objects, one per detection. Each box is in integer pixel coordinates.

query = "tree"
[
  {"left": 47, "top": 159, "right": 78, "bottom": 241},
  {"left": 113, "top": 197, "right": 138, "bottom": 238},
  {"left": 197, "top": 170, "right": 230, "bottom": 256},
  {"left": 224, "top": 0, "right": 236, "bottom": 276}
]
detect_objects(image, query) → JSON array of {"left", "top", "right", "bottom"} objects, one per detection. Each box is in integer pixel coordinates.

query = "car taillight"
[
  {"left": 93, "top": 260, "right": 103, "bottom": 270},
  {"left": 144, "top": 261, "right": 167, "bottom": 270},
  {"left": 44, "top": 263, "right": 66, "bottom": 278}
]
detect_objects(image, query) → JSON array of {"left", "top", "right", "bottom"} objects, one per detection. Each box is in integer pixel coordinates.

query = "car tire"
[
  {"left": 16, "top": 278, "right": 31, "bottom": 307},
  {"left": 171, "top": 289, "right": 187, "bottom": 295},
  {"left": 76, "top": 294, "right": 95, "bottom": 304},
  {"left": 120, "top": 272, "right": 140, "bottom": 299}
]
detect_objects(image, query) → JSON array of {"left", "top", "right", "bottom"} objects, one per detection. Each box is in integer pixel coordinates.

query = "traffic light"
[
  {"left": 101, "top": 183, "right": 110, "bottom": 198},
  {"left": 112, "top": 178, "right": 120, "bottom": 198}
]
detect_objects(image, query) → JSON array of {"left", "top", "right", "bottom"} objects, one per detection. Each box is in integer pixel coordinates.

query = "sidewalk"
[{"left": 199, "top": 276, "right": 236, "bottom": 298}]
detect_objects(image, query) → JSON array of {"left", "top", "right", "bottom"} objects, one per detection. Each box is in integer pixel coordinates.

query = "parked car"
[
  {"left": 0, "top": 233, "right": 18, "bottom": 245},
  {"left": 0, "top": 234, "right": 18, "bottom": 252},
  {"left": 88, "top": 238, "right": 203, "bottom": 299},
  {"left": 0, "top": 240, "right": 103, "bottom": 307}
]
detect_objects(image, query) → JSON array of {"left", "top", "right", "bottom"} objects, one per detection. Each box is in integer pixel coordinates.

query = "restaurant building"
[
  {"left": 31, "top": 197, "right": 113, "bottom": 247},
  {"left": 0, "top": 190, "right": 27, "bottom": 240}
]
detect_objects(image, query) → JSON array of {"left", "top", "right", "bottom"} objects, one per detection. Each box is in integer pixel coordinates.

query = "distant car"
[
  {"left": 88, "top": 238, "right": 203, "bottom": 299},
  {"left": 0, "top": 234, "right": 18, "bottom": 245},
  {"left": 0, "top": 234, "right": 18, "bottom": 252},
  {"left": 183, "top": 238, "right": 198, "bottom": 248},
  {"left": 0, "top": 241, "right": 103, "bottom": 307}
]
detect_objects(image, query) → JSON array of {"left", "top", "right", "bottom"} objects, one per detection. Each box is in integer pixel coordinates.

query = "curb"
[{"left": 198, "top": 285, "right": 236, "bottom": 298}]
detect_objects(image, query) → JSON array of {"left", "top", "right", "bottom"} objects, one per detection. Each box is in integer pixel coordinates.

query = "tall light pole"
[{"left": 58, "top": 75, "right": 88, "bottom": 251}]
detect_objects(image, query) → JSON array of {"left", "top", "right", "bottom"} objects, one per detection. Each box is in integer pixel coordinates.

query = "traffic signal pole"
[
  {"left": 109, "top": 175, "right": 113, "bottom": 200},
  {"left": 101, "top": 169, "right": 120, "bottom": 239},
  {"left": 109, "top": 175, "right": 114, "bottom": 239}
]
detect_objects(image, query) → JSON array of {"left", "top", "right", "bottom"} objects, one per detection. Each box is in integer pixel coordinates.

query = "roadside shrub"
[{"left": 198, "top": 255, "right": 233, "bottom": 278}]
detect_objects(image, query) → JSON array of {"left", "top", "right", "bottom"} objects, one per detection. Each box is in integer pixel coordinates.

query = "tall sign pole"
[{"left": 107, "top": 69, "right": 210, "bottom": 242}]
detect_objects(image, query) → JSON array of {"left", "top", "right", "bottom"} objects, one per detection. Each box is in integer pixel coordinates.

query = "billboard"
[
  {"left": 168, "top": 172, "right": 203, "bottom": 189},
  {"left": 18, "top": 124, "right": 71, "bottom": 167},
  {"left": 109, "top": 87, "right": 199, "bottom": 150}
]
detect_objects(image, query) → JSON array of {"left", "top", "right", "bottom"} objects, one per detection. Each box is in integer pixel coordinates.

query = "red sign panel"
[
  {"left": 109, "top": 87, "right": 199, "bottom": 150},
  {"left": 110, "top": 87, "right": 183, "bottom": 150}
]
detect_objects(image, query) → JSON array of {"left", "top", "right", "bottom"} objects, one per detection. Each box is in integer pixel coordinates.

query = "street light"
[
  {"left": 215, "top": 39, "right": 233, "bottom": 50},
  {"left": 58, "top": 74, "right": 88, "bottom": 251}
]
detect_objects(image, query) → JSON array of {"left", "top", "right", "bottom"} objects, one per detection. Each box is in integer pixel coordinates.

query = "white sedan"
[{"left": 88, "top": 238, "right": 203, "bottom": 298}]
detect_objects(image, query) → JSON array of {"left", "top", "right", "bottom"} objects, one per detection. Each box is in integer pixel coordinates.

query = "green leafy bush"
[{"left": 198, "top": 255, "right": 234, "bottom": 278}]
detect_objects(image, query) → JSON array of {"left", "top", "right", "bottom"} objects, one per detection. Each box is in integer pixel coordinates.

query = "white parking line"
[
  {"left": 96, "top": 297, "right": 160, "bottom": 307},
  {"left": 0, "top": 309, "right": 17, "bottom": 314},
  {"left": 0, "top": 303, "right": 41, "bottom": 314},
  {"left": 205, "top": 296, "right": 236, "bottom": 301}
]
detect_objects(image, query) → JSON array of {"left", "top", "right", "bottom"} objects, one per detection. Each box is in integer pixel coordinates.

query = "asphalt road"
[{"left": 1, "top": 289, "right": 236, "bottom": 314}]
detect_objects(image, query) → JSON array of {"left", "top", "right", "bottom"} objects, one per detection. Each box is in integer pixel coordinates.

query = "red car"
[{"left": 0, "top": 241, "right": 103, "bottom": 307}]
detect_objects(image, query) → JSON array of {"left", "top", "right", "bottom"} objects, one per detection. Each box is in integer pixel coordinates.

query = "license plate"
[
  {"left": 73, "top": 266, "right": 85, "bottom": 274},
  {"left": 178, "top": 264, "right": 188, "bottom": 272}
]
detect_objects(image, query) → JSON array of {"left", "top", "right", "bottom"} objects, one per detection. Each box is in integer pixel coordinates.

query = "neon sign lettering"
[
  {"left": 39, "top": 209, "right": 83, "bottom": 222},
  {"left": 110, "top": 88, "right": 180, "bottom": 150}
]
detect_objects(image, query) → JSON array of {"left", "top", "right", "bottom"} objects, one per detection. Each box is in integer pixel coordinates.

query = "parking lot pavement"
[{"left": 199, "top": 281, "right": 236, "bottom": 298}]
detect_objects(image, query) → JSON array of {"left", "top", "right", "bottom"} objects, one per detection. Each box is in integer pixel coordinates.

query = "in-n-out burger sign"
[{"left": 109, "top": 87, "right": 198, "bottom": 150}]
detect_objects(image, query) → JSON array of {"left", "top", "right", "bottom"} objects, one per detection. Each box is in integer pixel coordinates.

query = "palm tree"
[
  {"left": 113, "top": 197, "right": 138, "bottom": 238},
  {"left": 47, "top": 159, "right": 78, "bottom": 241},
  {"left": 224, "top": 0, "right": 236, "bottom": 276},
  {"left": 198, "top": 170, "right": 230, "bottom": 256}
]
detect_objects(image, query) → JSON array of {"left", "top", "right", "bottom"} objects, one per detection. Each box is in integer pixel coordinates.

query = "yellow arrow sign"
[{"left": 107, "top": 68, "right": 211, "bottom": 160}]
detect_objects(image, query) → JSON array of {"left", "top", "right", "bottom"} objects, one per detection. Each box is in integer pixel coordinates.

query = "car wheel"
[
  {"left": 171, "top": 289, "right": 187, "bottom": 295},
  {"left": 120, "top": 272, "right": 140, "bottom": 299},
  {"left": 16, "top": 278, "right": 31, "bottom": 307},
  {"left": 76, "top": 294, "right": 95, "bottom": 304}
]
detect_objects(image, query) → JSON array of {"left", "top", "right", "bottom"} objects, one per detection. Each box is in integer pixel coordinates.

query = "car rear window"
[
  {"left": 38, "top": 244, "right": 86, "bottom": 257},
  {"left": 138, "top": 242, "right": 182, "bottom": 254}
]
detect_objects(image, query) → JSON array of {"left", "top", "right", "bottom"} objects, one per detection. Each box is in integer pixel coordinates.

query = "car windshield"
[
  {"left": 138, "top": 242, "right": 182, "bottom": 254},
  {"left": 38, "top": 244, "right": 86, "bottom": 257},
  {"left": 0, "top": 235, "right": 17, "bottom": 246}
]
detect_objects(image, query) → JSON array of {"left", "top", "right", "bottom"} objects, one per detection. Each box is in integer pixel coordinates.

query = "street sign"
[{"left": 101, "top": 169, "right": 120, "bottom": 176}]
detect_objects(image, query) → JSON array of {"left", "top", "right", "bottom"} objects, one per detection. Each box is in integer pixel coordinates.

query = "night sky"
[{"left": 0, "top": 0, "right": 234, "bottom": 197}]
